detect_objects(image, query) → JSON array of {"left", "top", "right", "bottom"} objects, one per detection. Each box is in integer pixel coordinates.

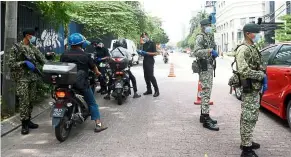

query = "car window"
[
  {"left": 271, "top": 45, "right": 291, "bottom": 66},
  {"left": 260, "top": 46, "right": 277, "bottom": 67}
]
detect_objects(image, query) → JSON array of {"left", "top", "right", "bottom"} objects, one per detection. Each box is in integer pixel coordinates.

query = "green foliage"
[
  {"left": 275, "top": 15, "right": 291, "bottom": 42},
  {"left": 35, "top": 1, "right": 76, "bottom": 30},
  {"left": 255, "top": 38, "right": 266, "bottom": 50},
  {"left": 35, "top": 1, "right": 169, "bottom": 45},
  {"left": 177, "top": 11, "right": 209, "bottom": 49}
]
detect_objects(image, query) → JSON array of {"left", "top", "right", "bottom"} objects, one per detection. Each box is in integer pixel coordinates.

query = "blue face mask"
[
  {"left": 205, "top": 26, "right": 212, "bottom": 34},
  {"left": 252, "top": 33, "right": 261, "bottom": 43},
  {"left": 29, "top": 36, "right": 36, "bottom": 44}
]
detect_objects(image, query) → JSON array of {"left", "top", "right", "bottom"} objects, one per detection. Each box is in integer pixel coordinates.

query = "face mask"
[
  {"left": 252, "top": 33, "right": 261, "bottom": 43},
  {"left": 205, "top": 26, "right": 212, "bottom": 34},
  {"left": 143, "top": 37, "right": 149, "bottom": 43},
  {"left": 29, "top": 36, "right": 36, "bottom": 44}
]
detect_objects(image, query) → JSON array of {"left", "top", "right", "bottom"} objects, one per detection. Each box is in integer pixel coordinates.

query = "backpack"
[
  {"left": 74, "top": 70, "right": 89, "bottom": 94},
  {"left": 228, "top": 44, "right": 251, "bottom": 87}
]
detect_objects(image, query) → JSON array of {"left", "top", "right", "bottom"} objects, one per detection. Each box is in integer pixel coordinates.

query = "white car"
[{"left": 109, "top": 39, "right": 140, "bottom": 65}]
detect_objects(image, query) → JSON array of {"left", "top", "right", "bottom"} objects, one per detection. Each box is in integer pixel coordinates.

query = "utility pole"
[{"left": 2, "top": 1, "right": 18, "bottom": 116}]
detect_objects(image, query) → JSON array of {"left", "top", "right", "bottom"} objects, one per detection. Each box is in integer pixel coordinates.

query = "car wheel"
[
  {"left": 287, "top": 100, "right": 291, "bottom": 129},
  {"left": 234, "top": 87, "right": 242, "bottom": 100},
  {"left": 136, "top": 61, "right": 139, "bottom": 64}
]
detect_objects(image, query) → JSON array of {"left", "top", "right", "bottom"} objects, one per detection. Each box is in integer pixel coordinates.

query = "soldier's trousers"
[
  {"left": 199, "top": 68, "right": 213, "bottom": 114},
  {"left": 240, "top": 91, "right": 260, "bottom": 147},
  {"left": 16, "top": 81, "right": 37, "bottom": 121}
]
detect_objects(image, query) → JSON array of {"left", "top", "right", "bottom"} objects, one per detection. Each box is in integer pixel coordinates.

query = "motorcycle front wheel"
[{"left": 55, "top": 114, "right": 72, "bottom": 142}]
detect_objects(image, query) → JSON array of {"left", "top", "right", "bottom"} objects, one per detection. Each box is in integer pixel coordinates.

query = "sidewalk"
[{"left": 1, "top": 97, "right": 52, "bottom": 137}]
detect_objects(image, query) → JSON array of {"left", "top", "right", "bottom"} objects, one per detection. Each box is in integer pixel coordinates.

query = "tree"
[
  {"left": 177, "top": 10, "right": 209, "bottom": 49},
  {"left": 275, "top": 15, "right": 291, "bottom": 42},
  {"left": 35, "top": 1, "right": 76, "bottom": 39},
  {"left": 2, "top": 1, "right": 18, "bottom": 116}
]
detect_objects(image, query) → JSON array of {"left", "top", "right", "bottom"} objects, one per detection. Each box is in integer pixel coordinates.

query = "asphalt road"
[{"left": 1, "top": 52, "right": 291, "bottom": 157}]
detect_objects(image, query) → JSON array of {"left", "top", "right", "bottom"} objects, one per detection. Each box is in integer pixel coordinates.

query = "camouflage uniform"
[
  {"left": 193, "top": 32, "right": 215, "bottom": 114},
  {"left": 236, "top": 42, "right": 265, "bottom": 147},
  {"left": 7, "top": 41, "right": 46, "bottom": 121}
]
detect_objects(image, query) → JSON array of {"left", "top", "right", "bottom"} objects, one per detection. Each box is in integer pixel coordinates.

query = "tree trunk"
[{"left": 2, "top": 1, "right": 18, "bottom": 116}]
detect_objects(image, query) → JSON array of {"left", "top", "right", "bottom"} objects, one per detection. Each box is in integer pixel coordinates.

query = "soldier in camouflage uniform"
[
  {"left": 236, "top": 23, "right": 267, "bottom": 157},
  {"left": 193, "top": 19, "right": 219, "bottom": 131},
  {"left": 7, "top": 28, "right": 47, "bottom": 135}
]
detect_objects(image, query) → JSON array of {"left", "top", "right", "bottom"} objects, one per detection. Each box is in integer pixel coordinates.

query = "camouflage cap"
[
  {"left": 243, "top": 23, "right": 261, "bottom": 33},
  {"left": 22, "top": 28, "right": 36, "bottom": 37},
  {"left": 200, "top": 19, "right": 211, "bottom": 26}
]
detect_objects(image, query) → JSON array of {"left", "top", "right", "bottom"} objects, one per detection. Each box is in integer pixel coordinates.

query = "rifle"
[{"left": 14, "top": 43, "right": 43, "bottom": 78}]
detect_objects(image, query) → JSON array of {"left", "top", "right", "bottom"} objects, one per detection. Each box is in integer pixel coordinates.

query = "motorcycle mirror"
[{"left": 45, "top": 52, "right": 55, "bottom": 61}]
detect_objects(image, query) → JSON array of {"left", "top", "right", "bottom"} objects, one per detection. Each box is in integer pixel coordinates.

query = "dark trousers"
[
  {"left": 98, "top": 66, "right": 107, "bottom": 91},
  {"left": 143, "top": 61, "right": 159, "bottom": 92}
]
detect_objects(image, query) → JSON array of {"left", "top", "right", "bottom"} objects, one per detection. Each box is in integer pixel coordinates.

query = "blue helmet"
[{"left": 68, "top": 33, "right": 86, "bottom": 46}]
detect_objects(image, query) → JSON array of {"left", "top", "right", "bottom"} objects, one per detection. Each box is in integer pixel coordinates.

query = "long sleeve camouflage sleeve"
[
  {"left": 236, "top": 45, "right": 264, "bottom": 81},
  {"left": 31, "top": 46, "right": 47, "bottom": 65},
  {"left": 7, "top": 47, "right": 24, "bottom": 70},
  {"left": 193, "top": 34, "right": 211, "bottom": 59}
]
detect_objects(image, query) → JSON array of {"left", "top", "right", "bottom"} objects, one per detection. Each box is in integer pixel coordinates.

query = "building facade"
[{"left": 215, "top": 1, "right": 265, "bottom": 52}]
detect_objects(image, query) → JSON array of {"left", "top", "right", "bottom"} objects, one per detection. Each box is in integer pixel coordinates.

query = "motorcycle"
[
  {"left": 43, "top": 61, "right": 91, "bottom": 142},
  {"left": 108, "top": 57, "right": 131, "bottom": 105},
  {"left": 163, "top": 55, "right": 169, "bottom": 64}
]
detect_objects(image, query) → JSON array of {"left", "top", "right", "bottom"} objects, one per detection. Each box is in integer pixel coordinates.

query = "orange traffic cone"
[
  {"left": 168, "top": 63, "right": 176, "bottom": 77},
  {"left": 194, "top": 81, "right": 214, "bottom": 105}
]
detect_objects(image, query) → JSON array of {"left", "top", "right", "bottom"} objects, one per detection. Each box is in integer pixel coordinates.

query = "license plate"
[
  {"left": 115, "top": 83, "right": 122, "bottom": 88},
  {"left": 52, "top": 108, "right": 66, "bottom": 117}
]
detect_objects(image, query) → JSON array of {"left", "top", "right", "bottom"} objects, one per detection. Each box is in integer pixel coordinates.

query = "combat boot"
[
  {"left": 241, "top": 146, "right": 258, "bottom": 157},
  {"left": 200, "top": 111, "right": 217, "bottom": 124},
  {"left": 21, "top": 120, "right": 29, "bottom": 135},
  {"left": 202, "top": 114, "right": 219, "bottom": 131},
  {"left": 240, "top": 142, "right": 260, "bottom": 150},
  {"left": 28, "top": 117, "right": 39, "bottom": 129}
]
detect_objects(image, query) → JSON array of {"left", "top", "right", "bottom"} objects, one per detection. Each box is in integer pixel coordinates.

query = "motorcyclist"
[
  {"left": 60, "top": 33, "right": 107, "bottom": 133},
  {"left": 104, "top": 38, "right": 141, "bottom": 100},
  {"left": 93, "top": 41, "right": 110, "bottom": 94}
]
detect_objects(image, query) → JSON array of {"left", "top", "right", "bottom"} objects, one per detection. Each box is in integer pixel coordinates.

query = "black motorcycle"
[
  {"left": 43, "top": 62, "right": 91, "bottom": 142},
  {"left": 108, "top": 57, "right": 131, "bottom": 105}
]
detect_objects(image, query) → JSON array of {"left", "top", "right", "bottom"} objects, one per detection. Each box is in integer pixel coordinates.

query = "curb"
[{"left": 1, "top": 97, "right": 53, "bottom": 137}]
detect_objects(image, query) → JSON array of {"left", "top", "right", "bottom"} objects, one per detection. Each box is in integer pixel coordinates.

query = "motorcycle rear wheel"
[{"left": 55, "top": 114, "right": 72, "bottom": 142}]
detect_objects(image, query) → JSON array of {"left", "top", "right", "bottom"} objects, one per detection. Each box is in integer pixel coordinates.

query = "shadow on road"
[{"left": 259, "top": 107, "right": 290, "bottom": 130}]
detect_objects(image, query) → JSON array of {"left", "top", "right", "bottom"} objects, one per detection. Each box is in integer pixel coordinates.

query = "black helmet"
[
  {"left": 113, "top": 38, "right": 127, "bottom": 49},
  {"left": 243, "top": 23, "right": 261, "bottom": 33}
]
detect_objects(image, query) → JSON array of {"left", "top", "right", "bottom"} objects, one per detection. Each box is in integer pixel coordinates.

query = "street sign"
[{"left": 205, "top": 1, "right": 216, "bottom": 7}]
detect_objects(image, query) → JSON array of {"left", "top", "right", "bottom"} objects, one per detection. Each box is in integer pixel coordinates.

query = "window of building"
[
  {"left": 240, "top": 18, "right": 246, "bottom": 25},
  {"left": 230, "top": 20, "right": 234, "bottom": 27},
  {"left": 287, "top": 1, "right": 291, "bottom": 15},
  {"left": 249, "top": 17, "right": 256, "bottom": 23},
  {"left": 271, "top": 45, "right": 291, "bottom": 65},
  {"left": 237, "top": 32, "right": 243, "bottom": 41},
  {"left": 232, "top": 32, "right": 234, "bottom": 40}
]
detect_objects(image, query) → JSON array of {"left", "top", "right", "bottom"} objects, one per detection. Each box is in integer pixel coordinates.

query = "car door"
[
  {"left": 260, "top": 45, "right": 278, "bottom": 106},
  {"left": 263, "top": 44, "right": 291, "bottom": 109}
]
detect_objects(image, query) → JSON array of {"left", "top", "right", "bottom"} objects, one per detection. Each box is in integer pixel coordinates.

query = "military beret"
[
  {"left": 22, "top": 28, "right": 36, "bottom": 37},
  {"left": 243, "top": 23, "right": 261, "bottom": 33},
  {"left": 200, "top": 19, "right": 211, "bottom": 26}
]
